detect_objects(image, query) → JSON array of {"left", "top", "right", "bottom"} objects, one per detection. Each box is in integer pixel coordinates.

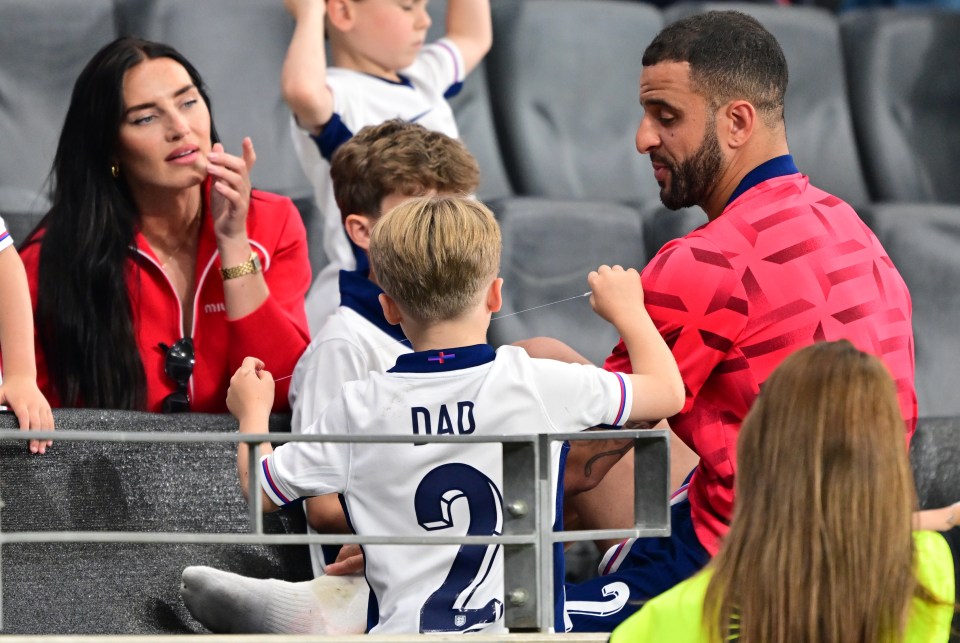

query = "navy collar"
[
  {"left": 338, "top": 269, "right": 408, "bottom": 344},
  {"left": 388, "top": 344, "right": 496, "bottom": 374},
  {"left": 362, "top": 72, "right": 414, "bottom": 88},
  {"left": 726, "top": 154, "right": 799, "bottom": 207}
]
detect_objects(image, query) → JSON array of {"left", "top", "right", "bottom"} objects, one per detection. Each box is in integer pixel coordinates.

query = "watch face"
[{"left": 252, "top": 254, "right": 262, "bottom": 270}]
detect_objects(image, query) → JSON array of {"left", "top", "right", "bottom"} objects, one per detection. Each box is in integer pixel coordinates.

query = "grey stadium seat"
[
  {"left": 488, "top": 197, "right": 646, "bottom": 366},
  {"left": 485, "top": 0, "right": 663, "bottom": 203},
  {"left": 665, "top": 3, "right": 871, "bottom": 208},
  {"left": 860, "top": 203, "right": 960, "bottom": 418},
  {"left": 0, "top": 410, "right": 309, "bottom": 635},
  {"left": 640, "top": 204, "right": 709, "bottom": 261},
  {"left": 841, "top": 9, "right": 960, "bottom": 204},
  {"left": 0, "top": 0, "right": 118, "bottom": 221}
]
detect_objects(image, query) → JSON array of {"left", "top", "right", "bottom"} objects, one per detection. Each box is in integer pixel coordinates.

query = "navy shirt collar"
[
  {"left": 726, "top": 154, "right": 799, "bottom": 207},
  {"left": 338, "top": 269, "right": 408, "bottom": 344},
  {"left": 388, "top": 344, "right": 496, "bottom": 374}
]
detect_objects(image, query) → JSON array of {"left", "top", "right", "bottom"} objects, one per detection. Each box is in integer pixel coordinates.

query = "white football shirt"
[{"left": 262, "top": 344, "right": 632, "bottom": 634}]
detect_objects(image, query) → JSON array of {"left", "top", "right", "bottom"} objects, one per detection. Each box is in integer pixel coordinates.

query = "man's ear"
[
  {"left": 344, "top": 214, "right": 375, "bottom": 250},
  {"left": 722, "top": 100, "right": 757, "bottom": 149},
  {"left": 486, "top": 277, "right": 503, "bottom": 314},
  {"left": 379, "top": 292, "right": 403, "bottom": 326}
]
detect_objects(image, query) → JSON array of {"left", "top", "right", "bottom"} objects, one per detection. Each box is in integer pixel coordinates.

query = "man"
[{"left": 564, "top": 10, "right": 916, "bottom": 631}]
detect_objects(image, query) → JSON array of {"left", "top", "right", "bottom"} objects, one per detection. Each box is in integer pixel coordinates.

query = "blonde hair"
[
  {"left": 704, "top": 340, "right": 923, "bottom": 643},
  {"left": 369, "top": 195, "right": 501, "bottom": 322}
]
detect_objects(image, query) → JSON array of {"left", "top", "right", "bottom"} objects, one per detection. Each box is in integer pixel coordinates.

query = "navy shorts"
[{"left": 562, "top": 493, "right": 710, "bottom": 632}]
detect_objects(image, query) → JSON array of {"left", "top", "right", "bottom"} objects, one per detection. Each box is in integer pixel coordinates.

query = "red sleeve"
[
  {"left": 604, "top": 238, "right": 749, "bottom": 414},
  {"left": 226, "top": 197, "right": 311, "bottom": 410}
]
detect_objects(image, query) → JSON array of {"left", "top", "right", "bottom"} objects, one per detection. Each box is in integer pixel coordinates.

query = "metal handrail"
[{"left": 0, "top": 427, "right": 670, "bottom": 634}]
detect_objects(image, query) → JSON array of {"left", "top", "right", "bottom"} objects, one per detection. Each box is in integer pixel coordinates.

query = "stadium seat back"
[
  {"left": 861, "top": 203, "right": 960, "bottom": 417},
  {"left": 485, "top": 0, "right": 663, "bottom": 203},
  {"left": 489, "top": 197, "right": 646, "bottom": 365},
  {"left": 841, "top": 9, "right": 960, "bottom": 203},
  {"left": 0, "top": 0, "right": 118, "bottom": 219}
]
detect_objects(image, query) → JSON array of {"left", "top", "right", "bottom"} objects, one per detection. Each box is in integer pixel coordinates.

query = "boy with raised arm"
[
  {"left": 281, "top": 0, "right": 492, "bottom": 330},
  {"left": 226, "top": 195, "right": 684, "bottom": 634}
]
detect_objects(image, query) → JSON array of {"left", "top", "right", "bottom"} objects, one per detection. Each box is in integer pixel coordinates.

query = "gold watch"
[{"left": 220, "top": 251, "right": 262, "bottom": 280}]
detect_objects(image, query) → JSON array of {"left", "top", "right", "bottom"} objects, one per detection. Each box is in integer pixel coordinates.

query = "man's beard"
[{"left": 654, "top": 125, "right": 723, "bottom": 211}]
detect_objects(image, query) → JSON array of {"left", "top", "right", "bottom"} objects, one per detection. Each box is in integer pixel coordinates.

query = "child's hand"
[
  {"left": 588, "top": 265, "right": 646, "bottom": 325},
  {"left": 0, "top": 376, "right": 54, "bottom": 454},
  {"left": 284, "top": 0, "right": 324, "bottom": 20},
  {"left": 227, "top": 357, "right": 275, "bottom": 427},
  {"left": 325, "top": 544, "right": 365, "bottom": 576}
]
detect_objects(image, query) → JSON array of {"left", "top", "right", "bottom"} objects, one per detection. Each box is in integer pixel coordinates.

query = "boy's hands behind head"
[
  {"left": 227, "top": 357, "right": 275, "bottom": 427},
  {"left": 0, "top": 376, "right": 54, "bottom": 454},
  {"left": 588, "top": 265, "right": 646, "bottom": 326}
]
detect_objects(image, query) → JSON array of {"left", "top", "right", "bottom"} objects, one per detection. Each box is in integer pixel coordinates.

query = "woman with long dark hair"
[
  {"left": 20, "top": 37, "right": 311, "bottom": 412},
  {"left": 611, "top": 340, "right": 957, "bottom": 642}
]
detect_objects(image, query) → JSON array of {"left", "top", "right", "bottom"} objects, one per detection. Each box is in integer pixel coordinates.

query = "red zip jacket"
[{"left": 20, "top": 184, "right": 311, "bottom": 413}]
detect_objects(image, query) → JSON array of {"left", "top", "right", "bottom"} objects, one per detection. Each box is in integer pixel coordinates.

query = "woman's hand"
[{"left": 208, "top": 137, "right": 256, "bottom": 249}]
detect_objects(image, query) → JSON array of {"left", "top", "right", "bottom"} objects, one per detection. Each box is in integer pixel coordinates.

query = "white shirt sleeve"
[
  {"left": 403, "top": 37, "right": 465, "bottom": 93},
  {"left": 531, "top": 359, "right": 633, "bottom": 432},
  {"left": 0, "top": 216, "right": 12, "bottom": 252},
  {"left": 289, "top": 336, "right": 369, "bottom": 434},
  {"left": 259, "top": 394, "right": 353, "bottom": 506}
]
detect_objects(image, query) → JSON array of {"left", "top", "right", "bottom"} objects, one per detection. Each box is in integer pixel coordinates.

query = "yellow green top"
[{"left": 610, "top": 531, "right": 955, "bottom": 642}]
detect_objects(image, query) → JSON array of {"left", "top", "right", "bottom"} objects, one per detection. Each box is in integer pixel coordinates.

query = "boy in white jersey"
[
  {"left": 0, "top": 217, "right": 53, "bottom": 452},
  {"left": 290, "top": 119, "right": 481, "bottom": 576},
  {"left": 179, "top": 121, "right": 482, "bottom": 634},
  {"left": 226, "top": 196, "right": 684, "bottom": 634},
  {"left": 281, "top": 0, "right": 492, "bottom": 330}
]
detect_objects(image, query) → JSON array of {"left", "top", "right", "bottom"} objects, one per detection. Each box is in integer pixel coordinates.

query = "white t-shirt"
[
  {"left": 288, "top": 271, "right": 412, "bottom": 575},
  {"left": 293, "top": 38, "right": 465, "bottom": 332},
  {"left": 0, "top": 216, "right": 12, "bottom": 253},
  {"left": 262, "top": 344, "right": 633, "bottom": 634}
]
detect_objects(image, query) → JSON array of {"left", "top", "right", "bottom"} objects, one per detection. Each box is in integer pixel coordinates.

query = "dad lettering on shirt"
[{"left": 411, "top": 401, "right": 476, "bottom": 437}]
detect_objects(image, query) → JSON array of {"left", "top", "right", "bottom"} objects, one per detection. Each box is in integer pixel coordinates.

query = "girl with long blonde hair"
[{"left": 612, "top": 340, "right": 956, "bottom": 642}]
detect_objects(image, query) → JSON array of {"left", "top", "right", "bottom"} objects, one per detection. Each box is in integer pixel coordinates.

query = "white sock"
[{"left": 180, "top": 566, "right": 368, "bottom": 635}]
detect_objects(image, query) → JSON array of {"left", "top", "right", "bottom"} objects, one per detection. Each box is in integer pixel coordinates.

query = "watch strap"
[{"left": 220, "top": 251, "right": 261, "bottom": 280}]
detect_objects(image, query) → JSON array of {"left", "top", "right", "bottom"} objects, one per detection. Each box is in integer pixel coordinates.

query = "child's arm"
[
  {"left": 445, "top": 0, "right": 493, "bottom": 76},
  {"left": 588, "top": 265, "right": 685, "bottom": 422},
  {"left": 0, "top": 246, "right": 53, "bottom": 454},
  {"left": 914, "top": 502, "right": 960, "bottom": 531},
  {"left": 228, "top": 356, "right": 280, "bottom": 512},
  {"left": 281, "top": 0, "right": 335, "bottom": 135}
]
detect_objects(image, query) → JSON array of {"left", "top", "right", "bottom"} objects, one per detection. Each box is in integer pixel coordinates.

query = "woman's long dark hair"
[{"left": 27, "top": 37, "right": 218, "bottom": 409}]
